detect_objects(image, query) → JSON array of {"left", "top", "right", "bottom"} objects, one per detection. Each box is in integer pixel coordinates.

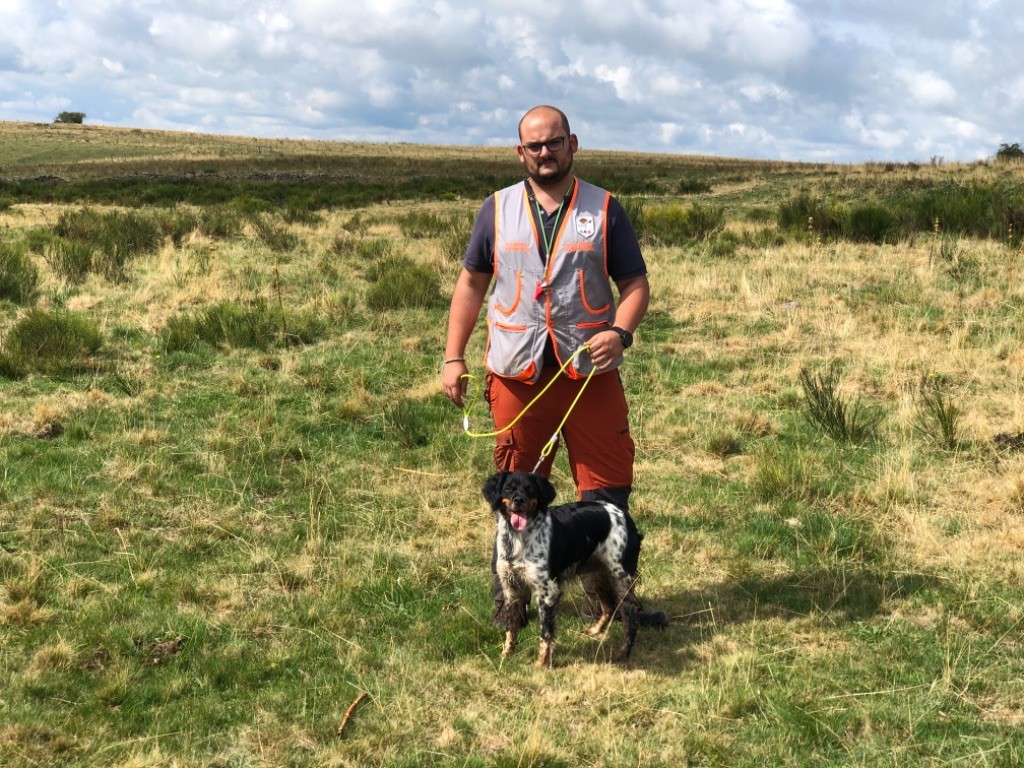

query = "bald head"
[{"left": 518, "top": 105, "right": 571, "bottom": 142}]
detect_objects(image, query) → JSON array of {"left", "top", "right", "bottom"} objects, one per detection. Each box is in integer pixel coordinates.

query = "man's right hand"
[{"left": 441, "top": 360, "right": 470, "bottom": 408}]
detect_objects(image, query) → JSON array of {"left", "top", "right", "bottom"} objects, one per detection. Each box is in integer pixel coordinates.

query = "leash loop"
[{"left": 459, "top": 347, "right": 597, "bottom": 452}]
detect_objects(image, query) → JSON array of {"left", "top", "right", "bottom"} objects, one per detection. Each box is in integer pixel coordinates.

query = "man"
[{"left": 441, "top": 105, "right": 652, "bottom": 622}]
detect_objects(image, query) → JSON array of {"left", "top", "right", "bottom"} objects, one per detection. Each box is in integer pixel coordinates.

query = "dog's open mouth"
[{"left": 503, "top": 498, "right": 536, "bottom": 531}]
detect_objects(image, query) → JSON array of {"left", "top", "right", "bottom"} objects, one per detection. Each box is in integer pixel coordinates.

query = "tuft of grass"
[
  {"left": 799, "top": 365, "right": 883, "bottom": 443},
  {"left": 249, "top": 213, "right": 299, "bottom": 252},
  {"left": 162, "top": 299, "right": 326, "bottom": 352},
  {"left": 753, "top": 447, "right": 819, "bottom": 503},
  {"left": 914, "top": 373, "right": 963, "bottom": 451},
  {"left": 365, "top": 254, "right": 443, "bottom": 311},
  {"left": 0, "top": 241, "right": 40, "bottom": 304},
  {"left": 0, "top": 308, "right": 104, "bottom": 378},
  {"left": 46, "top": 207, "right": 162, "bottom": 282},
  {"left": 644, "top": 201, "right": 725, "bottom": 244}
]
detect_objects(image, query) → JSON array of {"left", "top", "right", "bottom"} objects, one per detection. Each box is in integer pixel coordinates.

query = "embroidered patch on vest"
[
  {"left": 504, "top": 241, "right": 530, "bottom": 252},
  {"left": 575, "top": 214, "right": 595, "bottom": 238},
  {"left": 563, "top": 241, "right": 596, "bottom": 252}
]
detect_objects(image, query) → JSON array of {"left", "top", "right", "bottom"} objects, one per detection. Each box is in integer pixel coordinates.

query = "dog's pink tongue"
[{"left": 510, "top": 512, "right": 528, "bottom": 531}]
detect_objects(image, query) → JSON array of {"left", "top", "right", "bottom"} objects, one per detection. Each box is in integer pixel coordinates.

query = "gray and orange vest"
[{"left": 485, "top": 178, "right": 619, "bottom": 383}]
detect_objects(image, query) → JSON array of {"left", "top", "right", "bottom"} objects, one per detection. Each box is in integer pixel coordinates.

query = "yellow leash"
[{"left": 460, "top": 346, "right": 596, "bottom": 471}]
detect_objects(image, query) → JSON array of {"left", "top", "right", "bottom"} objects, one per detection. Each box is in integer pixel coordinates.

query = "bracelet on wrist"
[{"left": 441, "top": 357, "right": 465, "bottom": 372}]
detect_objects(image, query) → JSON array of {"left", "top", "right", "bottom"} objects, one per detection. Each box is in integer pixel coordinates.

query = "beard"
[{"left": 527, "top": 154, "right": 573, "bottom": 188}]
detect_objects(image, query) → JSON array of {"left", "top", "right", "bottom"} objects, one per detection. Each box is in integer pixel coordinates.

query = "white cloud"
[
  {"left": 0, "top": 0, "right": 1020, "bottom": 161},
  {"left": 898, "top": 70, "right": 957, "bottom": 109}
]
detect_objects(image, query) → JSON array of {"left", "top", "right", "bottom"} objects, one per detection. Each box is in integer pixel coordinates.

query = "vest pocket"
[
  {"left": 577, "top": 269, "right": 611, "bottom": 315},
  {"left": 493, "top": 269, "right": 523, "bottom": 316}
]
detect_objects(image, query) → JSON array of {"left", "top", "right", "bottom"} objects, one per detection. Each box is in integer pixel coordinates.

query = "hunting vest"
[{"left": 485, "top": 178, "right": 618, "bottom": 382}]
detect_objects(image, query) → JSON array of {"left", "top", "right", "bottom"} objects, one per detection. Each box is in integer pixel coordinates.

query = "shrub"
[
  {"left": 365, "top": 255, "right": 443, "bottom": 311},
  {"left": 799, "top": 365, "right": 882, "bottom": 443},
  {"left": 54, "top": 111, "right": 85, "bottom": 124},
  {"left": 995, "top": 142, "right": 1024, "bottom": 161},
  {"left": 677, "top": 176, "right": 712, "bottom": 195},
  {"left": 898, "top": 182, "right": 1011, "bottom": 239},
  {"left": 0, "top": 308, "right": 103, "bottom": 378},
  {"left": 0, "top": 242, "right": 40, "bottom": 304}
]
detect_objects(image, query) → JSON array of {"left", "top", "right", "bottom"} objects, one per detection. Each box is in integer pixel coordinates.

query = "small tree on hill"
[
  {"left": 996, "top": 142, "right": 1024, "bottom": 161},
  {"left": 54, "top": 111, "right": 86, "bottom": 124}
]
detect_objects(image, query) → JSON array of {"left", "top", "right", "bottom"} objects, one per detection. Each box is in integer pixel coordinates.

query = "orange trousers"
[{"left": 485, "top": 368, "right": 635, "bottom": 499}]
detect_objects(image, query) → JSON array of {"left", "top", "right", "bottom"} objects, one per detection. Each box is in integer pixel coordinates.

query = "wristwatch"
[{"left": 611, "top": 326, "right": 633, "bottom": 349}]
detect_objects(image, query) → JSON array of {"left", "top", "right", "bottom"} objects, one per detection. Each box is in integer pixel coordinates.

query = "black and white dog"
[{"left": 483, "top": 470, "right": 666, "bottom": 667}]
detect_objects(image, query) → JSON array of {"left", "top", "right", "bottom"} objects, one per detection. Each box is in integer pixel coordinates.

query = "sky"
[{"left": 2, "top": 0, "right": 1022, "bottom": 163}]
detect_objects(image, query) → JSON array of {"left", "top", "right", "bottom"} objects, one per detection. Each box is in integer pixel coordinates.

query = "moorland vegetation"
[{"left": 2, "top": 120, "right": 1024, "bottom": 766}]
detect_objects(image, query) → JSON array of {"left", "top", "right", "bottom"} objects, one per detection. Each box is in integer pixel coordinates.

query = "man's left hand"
[{"left": 587, "top": 329, "right": 625, "bottom": 370}]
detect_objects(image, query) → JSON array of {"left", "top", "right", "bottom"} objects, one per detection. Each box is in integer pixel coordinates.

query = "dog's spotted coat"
[{"left": 484, "top": 470, "right": 664, "bottom": 667}]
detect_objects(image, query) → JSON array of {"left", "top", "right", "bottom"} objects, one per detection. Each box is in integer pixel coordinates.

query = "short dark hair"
[{"left": 518, "top": 106, "right": 571, "bottom": 141}]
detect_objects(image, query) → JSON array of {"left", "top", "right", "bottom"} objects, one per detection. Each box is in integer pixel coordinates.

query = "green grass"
[{"left": 2, "top": 121, "right": 1024, "bottom": 766}]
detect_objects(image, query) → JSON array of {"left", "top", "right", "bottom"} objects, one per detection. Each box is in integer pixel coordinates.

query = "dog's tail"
[{"left": 634, "top": 608, "right": 669, "bottom": 630}]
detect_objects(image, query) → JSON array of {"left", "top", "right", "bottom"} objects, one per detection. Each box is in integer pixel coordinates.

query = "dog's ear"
[
  {"left": 533, "top": 475, "right": 557, "bottom": 509},
  {"left": 482, "top": 471, "right": 509, "bottom": 508}
]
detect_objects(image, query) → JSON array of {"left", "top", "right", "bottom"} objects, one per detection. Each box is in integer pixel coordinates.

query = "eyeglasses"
[{"left": 520, "top": 135, "right": 569, "bottom": 156}]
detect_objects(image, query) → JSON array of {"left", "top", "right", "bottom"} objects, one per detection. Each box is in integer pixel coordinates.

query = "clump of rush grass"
[
  {"left": 0, "top": 240, "right": 40, "bottom": 304},
  {"left": 248, "top": 213, "right": 299, "bottom": 252},
  {"left": 365, "top": 253, "right": 443, "bottom": 311},
  {"left": 644, "top": 201, "right": 724, "bottom": 244},
  {"left": 161, "top": 298, "right": 326, "bottom": 353},
  {"left": 0, "top": 308, "right": 104, "bottom": 378},
  {"left": 752, "top": 447, "right": 817, "bottom": 503},
  {"left": 799, "top": 364, "right": 883, "bottom": 443},
  {"left": 914, "top": 372, "right": 963, "bottom": 451},
  {"left": 49, "top": 207, "right": 162, "bottom": 282}
]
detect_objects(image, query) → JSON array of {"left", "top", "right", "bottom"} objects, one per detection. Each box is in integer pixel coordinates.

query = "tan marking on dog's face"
[{"left": 502, "top": 498, "right": 538, "bottom": 515}]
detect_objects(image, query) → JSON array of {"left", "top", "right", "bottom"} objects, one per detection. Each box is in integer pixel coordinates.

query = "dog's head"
[{"left": 482, "top": 471, "right": 557, "bottom": 532}]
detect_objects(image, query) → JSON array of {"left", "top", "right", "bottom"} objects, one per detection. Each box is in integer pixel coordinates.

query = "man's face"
[{"left": 516, "top": 110, "right": 577, "bottom": 188}]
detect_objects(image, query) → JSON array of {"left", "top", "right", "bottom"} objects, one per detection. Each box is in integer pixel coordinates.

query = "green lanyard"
[
  {"left": 533, "top": 180, "right": 573, "bottom": 260},
  {"left": 536, "top": 199, "right": 566, "bottom": 259}
]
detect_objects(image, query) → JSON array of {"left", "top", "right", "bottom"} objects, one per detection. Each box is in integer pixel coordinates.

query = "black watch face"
[{"left": 618, "top": 329, "right": 632, "bottom": 348}]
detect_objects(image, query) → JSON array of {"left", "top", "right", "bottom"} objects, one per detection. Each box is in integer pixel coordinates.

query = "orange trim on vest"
[
  {"left": 493, "top": 189, "right": 502, "bottom": 282},
  {"left": 600, "top": 193, "right": 611, "bottom": 276}
]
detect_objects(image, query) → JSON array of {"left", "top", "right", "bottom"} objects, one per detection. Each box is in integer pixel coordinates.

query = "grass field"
[{"left": 2, "top": 120, "right": 1024, "bottom": 766}]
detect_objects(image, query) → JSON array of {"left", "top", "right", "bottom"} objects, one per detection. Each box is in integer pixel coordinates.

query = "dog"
[{"left": 483, "top": 470, "right": 666, "bottom": 667}]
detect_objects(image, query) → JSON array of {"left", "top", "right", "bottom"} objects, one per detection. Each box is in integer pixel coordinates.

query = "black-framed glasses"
[{"left": 520, "top": 135, "right": 569, "bottom": 156}]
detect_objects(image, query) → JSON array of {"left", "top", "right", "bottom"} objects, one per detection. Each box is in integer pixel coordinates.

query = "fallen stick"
[{"left": 337, "top": 692, "right": 368, "bottom": 738}]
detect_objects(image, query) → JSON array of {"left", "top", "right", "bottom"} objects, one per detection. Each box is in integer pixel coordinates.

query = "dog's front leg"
[
  {"left": 501, "top": 595, "right": 527, "bottom": 658},
  {"left": 535, "top": 581, "right": 560, "bottom": 667}
]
